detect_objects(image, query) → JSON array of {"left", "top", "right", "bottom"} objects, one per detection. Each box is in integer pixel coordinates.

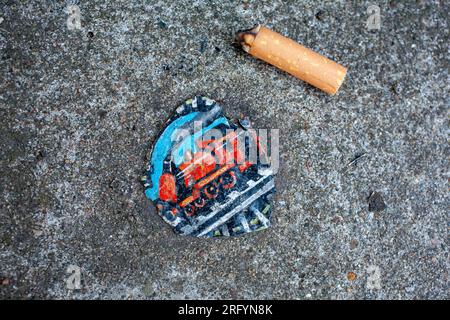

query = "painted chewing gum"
[
  {"left": 236, "top": 25, "right": 348, "bottom": 95},
  {"left": 142, "top": 96, "right": 276, "bottom": 238}
]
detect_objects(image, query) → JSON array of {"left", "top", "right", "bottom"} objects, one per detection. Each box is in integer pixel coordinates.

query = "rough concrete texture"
[{"left": 0, "top": 0, "right": 448, "bottom": 299}]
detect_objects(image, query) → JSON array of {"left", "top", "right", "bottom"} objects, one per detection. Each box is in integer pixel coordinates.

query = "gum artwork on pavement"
[{"left": 142, "top": 96, "right": 276, "bottom": 237}]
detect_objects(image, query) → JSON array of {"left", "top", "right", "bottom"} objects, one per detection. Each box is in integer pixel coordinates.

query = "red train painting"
[{"left": 143, "top": 96, "right": 275, "bottom": 237}]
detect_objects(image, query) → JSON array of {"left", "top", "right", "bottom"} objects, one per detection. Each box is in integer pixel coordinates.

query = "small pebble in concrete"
[
  {"left": 368, "top": 192, "right": 386, "bottom": 212},
  {"left": 350, "top": 239, "right": 359, "bottom": 250},
  {"left": 200, "top": 39, "right": 208, "bottom": 53},
  {"left": 156, "top": 18, "right": 167, "bottom": 29},
  {"left": 347, "top": 272, "right": 357, "bottom": 281},
  {"left": 315, "top": 10, "right": 325, "bottom": 21}
]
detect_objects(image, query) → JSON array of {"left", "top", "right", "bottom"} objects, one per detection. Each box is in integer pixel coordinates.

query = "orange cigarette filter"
[{"left": 236, "top": 25, "right": 347, "bottom": 95}]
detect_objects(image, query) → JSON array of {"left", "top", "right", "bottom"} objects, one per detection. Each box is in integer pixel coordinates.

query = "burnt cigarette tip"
[{"left": 236, "top": 24, "right": 261, "bottom": 52}]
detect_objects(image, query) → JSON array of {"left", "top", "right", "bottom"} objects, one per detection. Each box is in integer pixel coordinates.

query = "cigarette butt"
[{"left": 236, "top": 25, "right": 347, "bottom": 95}]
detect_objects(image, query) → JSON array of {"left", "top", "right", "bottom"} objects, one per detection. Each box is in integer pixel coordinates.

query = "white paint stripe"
[
  {"left": 194, "top": 175, "right": 270, "bottom": 228},
  {"left": 220, "top": 224, "right": 230, "bottom": 237},
  {"left": 239, "top": 214, "right": 251, "bottom": 233},
  {"left": 253, "top": 208, "right": 269, "bottom": 227},
  {"left": 196, "top": 179, "right": 274, "bottom": 237}
]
